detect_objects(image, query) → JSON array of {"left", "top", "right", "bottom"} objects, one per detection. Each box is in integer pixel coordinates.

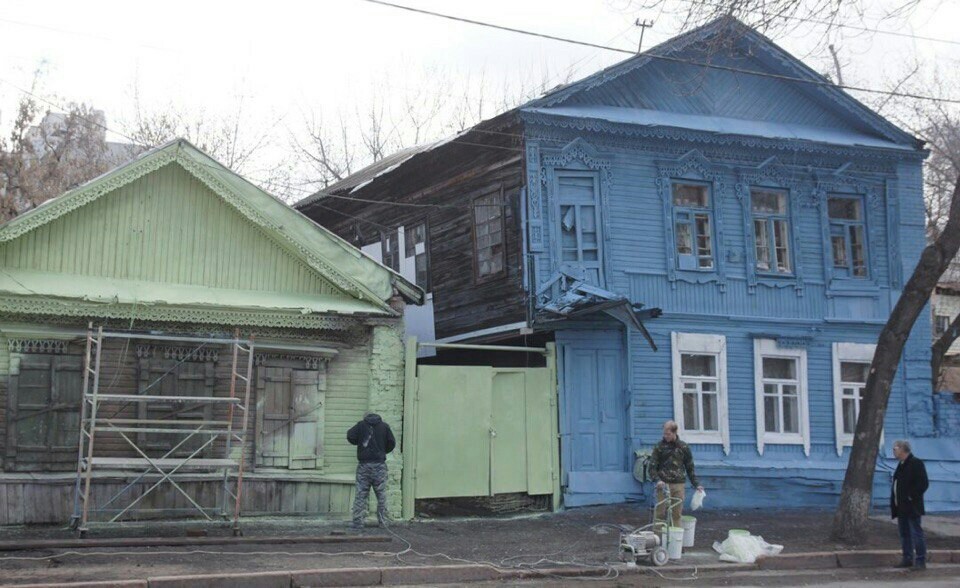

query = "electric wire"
[
  {"left": 358, "top": 0, "right": 960, "bottom": 105},
  {"left": 673, "top": 0, "right": 960, "bottom": 46}
]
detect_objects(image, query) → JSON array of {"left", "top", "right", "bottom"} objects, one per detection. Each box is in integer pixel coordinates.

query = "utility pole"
[{"left": 635, "top": 19, "right": 655, "bottom": 53}]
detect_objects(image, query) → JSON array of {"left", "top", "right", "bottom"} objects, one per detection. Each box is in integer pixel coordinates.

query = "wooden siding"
[
  {"left": 0, "top": 475, "right": 355, "bottom": 525},
  {"left": 299, "top": 121, "right": 527, "bottom": 340},
  {"left": 0, "top": 163, "right": 345, "bottom": 297},
  {"left": 565, "top": 45, "right": 868, "bottom": 135},
  {"left": 0, "top": 326, "right": 377, "bottom": 523}
]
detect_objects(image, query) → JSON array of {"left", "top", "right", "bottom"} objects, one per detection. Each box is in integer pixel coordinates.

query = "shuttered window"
[
  {"left": 136, "top": 357, "right": 216, "bottom": 457},
  {"left": 255, "top": 363, "right": 325, "bottom": 470},
  {"left": 6, "top": 354, "right": 83, "bottom": 472}
]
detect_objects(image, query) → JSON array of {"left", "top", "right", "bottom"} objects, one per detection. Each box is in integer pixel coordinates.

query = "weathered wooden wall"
[
  {"left": 0, "top": 324, "right": 386, "bottom": 525},
  {"left": 298, "top": 118, "right": 528, "bottom": 339}
]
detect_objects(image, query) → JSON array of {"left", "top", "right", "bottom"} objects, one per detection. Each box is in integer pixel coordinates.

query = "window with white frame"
[
  {"left": 754, "top": 338, "right": 809, "bottom": 455},
  {"left": 671, "top": 332, "right": 729, "bottom": 452},
  {"left": 672, "top": 182, "right": 714, "bottom": 271},
  {"left": 751, "top": 188, "right": 791, "bottom": 274},
  {"left": 832, "top": 342, "right": 876, "bottom": 455}
]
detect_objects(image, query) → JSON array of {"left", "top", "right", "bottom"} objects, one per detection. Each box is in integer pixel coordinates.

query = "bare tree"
[
  {"left": 1, "top": 74, "right": 128, "bottom": 221},
  {"left": 832, "top": 175, "right": 960, "bottom": 543}
]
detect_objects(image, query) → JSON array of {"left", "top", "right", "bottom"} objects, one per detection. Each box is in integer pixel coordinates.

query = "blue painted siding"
[{"left": 527, "top": 123, "right": 941, "bottom": 509}]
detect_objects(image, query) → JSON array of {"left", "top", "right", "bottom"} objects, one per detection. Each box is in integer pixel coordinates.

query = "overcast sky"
[{"left": 1, "top": 0, "right": 958, "bottom": 187}]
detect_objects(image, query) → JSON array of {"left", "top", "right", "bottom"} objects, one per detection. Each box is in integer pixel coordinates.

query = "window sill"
[
  {"left": 682, "top": 432, "right": 724, "bottom": 445},
  {"left": 827, "top": 279, "right": 879, "bottom": 297},
  {"left": 762, "top": 434, "right": 805, "bottom": 445}
]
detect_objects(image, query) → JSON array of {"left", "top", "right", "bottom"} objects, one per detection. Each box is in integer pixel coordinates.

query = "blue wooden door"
[{"left": 562, "top": 337, "right": 626, "bottom": 473}]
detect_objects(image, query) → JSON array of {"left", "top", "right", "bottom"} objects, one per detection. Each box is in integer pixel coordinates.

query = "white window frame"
[
  {"left": 671, "top": 332, "right": 729, "bottom": 454},
  {"left": 832, "top": 342, "right": 876, "bottom": 456},
  {"left": 754, "top": 338, "right": 810, "bottom": 456}
]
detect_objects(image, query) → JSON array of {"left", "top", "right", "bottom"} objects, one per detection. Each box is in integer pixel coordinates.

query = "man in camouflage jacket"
[{"left": 648, "top": 420, "right": 703, "bottom": 528}]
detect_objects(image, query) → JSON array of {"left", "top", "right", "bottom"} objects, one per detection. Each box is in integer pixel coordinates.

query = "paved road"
[{"left": 434, "top": 564, "right": 960, "bottom": 586}]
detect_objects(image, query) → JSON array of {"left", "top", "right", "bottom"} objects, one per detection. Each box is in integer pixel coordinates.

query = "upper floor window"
[
  {"left": 935, "top": 314, "right": 950, "bottom": 336},
  {"left": 751, "top": 189, "right": 791, "bottom": 274},
  {"left": 828, "top": 196, "right": 868, "bottom": 279},
  {"left": 380, "top": 231, "right": 399, "bottom": 272},
  {"left": 474, "top": 191, "right": 504, "bottom": 280},
  {"left": 404, "top": 222, "right": 430, "bottom": 291},
  {"left": 672, "top": 182, "right": 714, "bottom": 271},
  {"left": 557, "top": 173, "right": 604, "bottom": 286}
]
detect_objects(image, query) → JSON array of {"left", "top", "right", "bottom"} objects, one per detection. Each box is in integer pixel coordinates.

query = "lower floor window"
[
  {"left": 754, "top": 338, "right": 809, "bottom": 456},
  {"left": 671, "top": 332, "right": 729, "bottom": 453},
  {"left": 832, "top": 342, "right": 876, "bottom": 455}
]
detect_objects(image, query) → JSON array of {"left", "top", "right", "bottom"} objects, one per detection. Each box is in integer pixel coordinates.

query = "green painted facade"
[{"left": 0, "top": 139, "right": 419, "bottom": 524}]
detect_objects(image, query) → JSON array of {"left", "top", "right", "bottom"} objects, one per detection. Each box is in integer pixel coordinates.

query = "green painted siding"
[
  {"left": 323, "top": 344, "right": 375, "bottom": 476},
  {"left": 0, "top": 334, "right": 7, "bottom": 466},
  {"left": 0, "top": 163, "right": 344, "bottom": 297}
]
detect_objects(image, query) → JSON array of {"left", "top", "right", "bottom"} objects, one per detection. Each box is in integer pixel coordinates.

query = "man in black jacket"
[
  {"left": 347, "top": 413, "right": 396, "bottom": 529},
  {"left": 891, "top": 439, "right": 929, "bottom": 570}
]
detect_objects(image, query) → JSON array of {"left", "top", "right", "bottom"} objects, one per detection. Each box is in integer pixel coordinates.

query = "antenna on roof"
[{"left": 635, "top": 18, "right": 655, "bottom": 53}]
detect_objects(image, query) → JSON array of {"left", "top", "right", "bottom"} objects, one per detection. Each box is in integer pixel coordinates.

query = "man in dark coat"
[
  {"left": 347, "top": 413, "right": 396, "bottom": 529},
  {"left": 891, "top": 439, "right": 929, "bottom": 570}
]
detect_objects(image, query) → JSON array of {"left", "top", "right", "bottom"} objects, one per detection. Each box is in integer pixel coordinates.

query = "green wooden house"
[{"left": 0, "top": 139, "right": 422, "bottom": 526}]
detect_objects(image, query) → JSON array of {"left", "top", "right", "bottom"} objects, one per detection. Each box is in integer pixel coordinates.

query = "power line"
[
  {"left": 358, "top": 0, "right": 960, "bottom": 105},
  {"left": 674, "top": 0, "right": 960, "bottom": 47}
]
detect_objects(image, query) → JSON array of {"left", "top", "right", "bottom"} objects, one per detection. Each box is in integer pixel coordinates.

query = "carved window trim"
[
  {"left": 735, "top": 160, "right": 807, "bottom": 295},
  {"left": 657, "top": 150, "right": 728, "bottom": 290},
  {"left": 813, "top": 175, "right": 884, "bottom": 296},
  {"left": 541, "top": 138, "right": 612, "bottom": 291},
  {"left": 7, "top": 339, "right": 69, "bottom": 354}
]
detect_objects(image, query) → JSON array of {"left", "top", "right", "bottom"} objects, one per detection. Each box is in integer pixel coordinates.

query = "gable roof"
[
  {"left": 0, "top": 139, "right": 423, "bottom": 314},
  {"left": 526, "top": 16, "right": 921, "bottom": 149}
]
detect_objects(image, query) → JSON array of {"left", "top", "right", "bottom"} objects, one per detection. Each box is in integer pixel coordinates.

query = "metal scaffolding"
[{"left": 72, "top": 324, "right": 254, "bottom": 537}]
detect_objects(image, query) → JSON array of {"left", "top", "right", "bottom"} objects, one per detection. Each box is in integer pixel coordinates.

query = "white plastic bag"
[
  {"left": 691, "top": 488, "right": 706, "bottom": 511},
  {"left": 712, "top": 532, "right": 783, "bottom": 564}
]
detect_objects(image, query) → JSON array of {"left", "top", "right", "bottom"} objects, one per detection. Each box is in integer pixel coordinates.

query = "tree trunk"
[
  {"left": 931, "top": 311, "right": 960, "bottom": 390},
  {"left": 831, "top": 177, "right": 960, "bottom": 543}
]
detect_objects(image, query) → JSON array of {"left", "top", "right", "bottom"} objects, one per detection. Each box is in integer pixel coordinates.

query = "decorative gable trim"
[
  {"left": 0, "top": 148, "right": 177, "bottom": 243},
  {"left": 528, "top": 17, "right": 918, "bottom": 149},
  {"left": 0, "top": 140, "right": 401, "bottom": 314}
]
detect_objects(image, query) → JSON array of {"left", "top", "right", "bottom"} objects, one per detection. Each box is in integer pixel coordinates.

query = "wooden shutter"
[
  {"left": 256, "top": 367, "right": 292, "bottom": 468},
  {"left": 255, "top": 363, "right": 325, "bottom": 470},
  {"left": 137, "top": 358, "right": 215, "bottom": 456},
  {"left": 288, "top": 370, "right": 324, "bottom": 470},
  {"left": 6, "top": 353, "right": 82, "bottom": 471}
]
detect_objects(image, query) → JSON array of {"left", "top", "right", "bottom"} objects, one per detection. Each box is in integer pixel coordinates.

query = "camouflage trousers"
[{"left": 351, "top": 462, "right": 388, "bottom": 526}]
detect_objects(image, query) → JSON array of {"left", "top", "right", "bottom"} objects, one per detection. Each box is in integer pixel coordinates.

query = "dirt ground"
[{"left": 0, "top": 505, "right": 958, "bottom": 586}]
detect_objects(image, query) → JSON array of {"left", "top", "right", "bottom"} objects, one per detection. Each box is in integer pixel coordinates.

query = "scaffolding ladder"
[{"left": 72, "top": 324, "right": 255, "bottom": 537}]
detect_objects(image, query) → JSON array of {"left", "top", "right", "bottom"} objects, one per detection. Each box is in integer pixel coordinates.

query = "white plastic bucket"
[
  {"left": 681, "top": 515, "right": 696, "bottom": 547},
  {"left": 667, "top": 526, "right": 684, "bottom": 560}
]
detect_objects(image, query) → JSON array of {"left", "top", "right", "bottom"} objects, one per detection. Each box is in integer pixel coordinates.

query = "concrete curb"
[{"left": 5, "top": 550, "right": 960, "bottom": 587}]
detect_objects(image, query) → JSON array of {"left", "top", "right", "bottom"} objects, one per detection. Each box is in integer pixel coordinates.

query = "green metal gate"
[{"left": 401, "top": 339, "right": 560, "bottom": 519}]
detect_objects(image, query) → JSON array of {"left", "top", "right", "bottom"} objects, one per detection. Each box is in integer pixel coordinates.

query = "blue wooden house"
[{"left": 299, "top": 17, "right": 960, "bottom": 511}]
